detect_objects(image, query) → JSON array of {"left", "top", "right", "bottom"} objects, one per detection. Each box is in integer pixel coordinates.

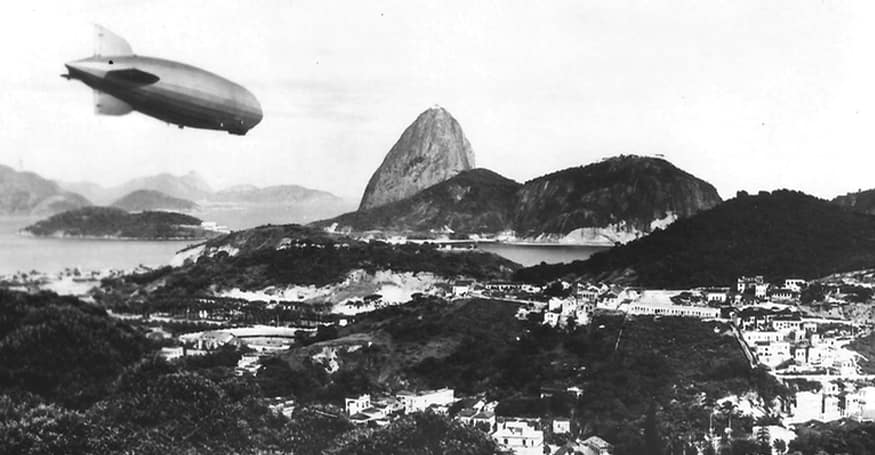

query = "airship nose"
[{"left": 246, "top": 91, "right": 263, "bottom": 129}]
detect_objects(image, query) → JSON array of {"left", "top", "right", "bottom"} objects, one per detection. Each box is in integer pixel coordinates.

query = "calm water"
[
  {"left": 0, "top": 210, "right": 608, "bottom": 274},
  {"left": 476, "top": 243, "right": 608, "bottom": 267},
  {"left": 0, "top": 217, "right": 194, "bottom": 275}
]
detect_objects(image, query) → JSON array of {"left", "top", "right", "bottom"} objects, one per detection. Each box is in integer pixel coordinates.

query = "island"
[{"left": 22, "top": 206, "right": 225, "bottom": 240}]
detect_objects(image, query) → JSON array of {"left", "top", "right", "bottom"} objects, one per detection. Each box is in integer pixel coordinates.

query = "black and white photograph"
[{"left": 2, "top": 1, "right": 875, "bottom": 454}]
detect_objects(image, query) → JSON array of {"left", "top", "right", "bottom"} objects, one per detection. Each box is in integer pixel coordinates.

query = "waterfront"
[{"left": 0, "top": 215, "right": 609, "bottom": 274}]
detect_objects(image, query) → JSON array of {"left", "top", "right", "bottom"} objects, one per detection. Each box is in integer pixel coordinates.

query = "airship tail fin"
[
  {"left": 94, "top": 24, "right": 133, "bottom": 57},
  {"left": 94, "top": 90, "right": 133, "bottom": 115}
]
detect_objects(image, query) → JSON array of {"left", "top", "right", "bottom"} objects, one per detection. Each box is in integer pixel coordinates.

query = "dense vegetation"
[
  {"left": 789, "top": 419, "right": 875, "bottom": 455},
  {"left": 515, "top": 190, "right": 875, "bottom": 287},
  {"left": 96, "top": 225, "right": 518, "bottom": 302},
  {"left": 330, "top": 411, "right": 499, "bottom": 455},
  {"left": 848, "top": 332, "right": 875, "bottom": 375},
  {"left": 832, "top": 187, "right": 875, "bottom": 215},
  {"left": 0, "top": 290, "right": 496, "bottom": 454},
  {"left": 0, "top": 290, "right": 146, "bottom": 409},
  {"left": 315, "top": 168, "right": 521, "bottom": 234},
  {"left": 24, "top": 206, "right": 213, "bottom": 240},
  {"left": 513, "top": 155, "right": 722, "bottom": 235}
]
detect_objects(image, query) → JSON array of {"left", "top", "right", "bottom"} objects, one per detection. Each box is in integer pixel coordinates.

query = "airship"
[{"left": 63, "top": 25, "right": 262, "bottom": 135}]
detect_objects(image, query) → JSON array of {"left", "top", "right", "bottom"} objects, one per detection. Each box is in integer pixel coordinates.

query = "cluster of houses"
[
  {"left": 343, "top": 388, "right": 458, "bottom": 426},
  {"left": 736, "top": 306, "right": 860, "bottom": 374},
  {"left": 786, "top": 381, "right": 875, "bottom": 424},
  {"left": 342, "top": 388, "right": 613, "bottom": 455}
]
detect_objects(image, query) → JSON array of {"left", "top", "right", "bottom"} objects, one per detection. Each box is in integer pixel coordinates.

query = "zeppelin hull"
[{"left": 65, "top": 56, "right": 262, "bottom": 135}]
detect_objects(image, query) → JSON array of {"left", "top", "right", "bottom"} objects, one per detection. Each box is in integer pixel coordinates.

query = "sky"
[{"left": 1, "top": 0, "right": 873, "bottom": 200}]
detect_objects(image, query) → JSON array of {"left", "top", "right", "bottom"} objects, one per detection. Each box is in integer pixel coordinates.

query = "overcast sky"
[{"left": 1, "top": 1, "right": 873, "bottom": 200}]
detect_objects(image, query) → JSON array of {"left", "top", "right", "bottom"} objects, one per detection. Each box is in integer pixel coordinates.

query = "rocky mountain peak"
[{"left": 359, "top": 106, "right": 475, "bottom": 210}]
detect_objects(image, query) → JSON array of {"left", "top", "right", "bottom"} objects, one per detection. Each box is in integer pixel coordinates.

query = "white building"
[
  {"left": 553, "top": 418, "right": 571, "bottom": 434},
  {"left": 743, "top": 330, "right": 782, "bottom": 345},
  {"left": 345, "top": 394, "right": 371, "bottom": 416},
  {"left": 492, "top": 419, "right": 544, "bottom": 455},
  {"left": 581, "top": 436, "right": 614, "bottom": 455},
  {"left": 626, "top": 302, "right": 720, "bottom": 319},
  {"left": 453, "top": 280, "right": 473, "bottom": 297},
  {"left": 543, "top": 311, "right": 561, "bottom": 327},
  {"left": 792, "top": 391, "right": 824, "bottom": 422},
  {"left": 784, "top": 279, "right": 807, "bottom": 292},
  {"left": 397, "top": 388, "right": 455, "bottom": 413},
  {"left": 753, "top": 341, "right": 791, "bottom": 367},
  {"left": 706, "top": 291, "right": 728, "bottom": 303}
]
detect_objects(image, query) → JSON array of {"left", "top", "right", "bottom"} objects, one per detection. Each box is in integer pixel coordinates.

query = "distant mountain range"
[
  {"left": 59, "top": 171, "right": 343, "bottom": 208},
  {"left": 210, "top": 184, "right": 342, "bottom": 205},
  {"left": 513, "top": 190, "right": 875, "bottom": 287},
  {"left": 111, "top": 189, "right": 199, "bottom": 212},
  {"left": 62, "top": 171, "right": 211, "bottom": 204},
  {"left": 0, "top": 165, "right": 91, "bottom": 216}
]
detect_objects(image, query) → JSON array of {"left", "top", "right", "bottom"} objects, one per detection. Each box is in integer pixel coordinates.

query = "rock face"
[
  {"left": 513, "top": 155, "right": 722, "bottom": 238},
  {"left": 111, "top": 190, "right": 198, "bottom": 212},
  {"left": 0, "top": 165, "right": 91, "bottom": 216},
  {"left": 319, "top": 169, "right": 520, "bottom": 234},
  {"left": 359, "top": 106, "right": 475, "bottom": 210}
]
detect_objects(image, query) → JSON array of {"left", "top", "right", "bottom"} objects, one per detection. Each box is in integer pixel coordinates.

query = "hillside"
[
  {"left": 0, "top": 289, "right": 146, "bottom": 408},
  {"left": 111, "top": 189, "right": 198, "bottom": 212},
  {"left": 316, "top": 169, "right": 520, "bottom": 234},
  {"left": 832, "top": 188, "right": 875, "bottom": 215},
  {"left": 514, "top": 190, "right": 875, "bottom": 287},
  {"left": 360, "top": 106, "right": 475, "bottom": 210},
  {"left": 0, "top": 164, "right": 91, "bottom": 215},
  {"left": 266, "top": 299, "right": 784, "bottom": 454},
  {"left": 96, "top": 224, "right": 519, "bottom": 302},
  {"left": 513, "top": 155, "right": 722, "bottom": 239},
  {"left": 23, "top": 206, "right": 215, "bottom": 240},
  {"left": 319, "top": 155, "right": 721, "bottom": 243}
]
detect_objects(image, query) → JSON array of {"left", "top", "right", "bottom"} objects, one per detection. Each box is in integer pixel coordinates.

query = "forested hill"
[
  {"left": 0, "top": 290, "right": 147, "bottom": 409},
  {"left": 23, "top": 206, "right": 215, "bottom": 240},
  {"left": 514, "top": 190, "right": 875, "bottom": 287},
  {"left": 98, "top": 224, "right": 519, "bottom": 300}
]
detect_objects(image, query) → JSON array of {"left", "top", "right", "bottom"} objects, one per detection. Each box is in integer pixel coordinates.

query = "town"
[{"left": 102, "top": 268, "right": 874, "bottom": 455}]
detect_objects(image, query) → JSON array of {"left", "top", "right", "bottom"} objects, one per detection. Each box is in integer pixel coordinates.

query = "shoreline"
[
  {"left": 425, "top": 239, "right": 616, "bottom": 248},
  {"left": 17, "top": 230, "right": 215, "bottom": 242}
]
